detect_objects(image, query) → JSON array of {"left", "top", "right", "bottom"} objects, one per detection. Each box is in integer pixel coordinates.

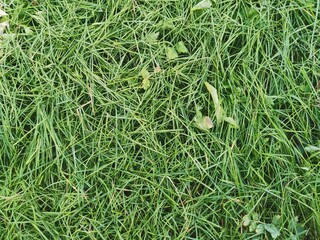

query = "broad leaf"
[
  {"left": 142, "top": 78, "right": 150, "bottom": 90},
  {"left": 145, "top": 32, "right": 159, "bottom": 43},
  {"left": 0, "top": 21, "right": 9, "bottom": 35},
  {"left": 157, "top": 19, "right": 175, "bottom": 29},
  {"left": 252, "top": 212, "right": 259, "bottom": 221},
  {"left": 140, "top": 68, "right": 150, "bottom": 80},
  {"left": 264, "top": 224, "right": 280, "bottom": 239},
  {"left": 223, "top": 116, "right": 239, "bottom": 128},
  {"left": 242, "top": 215, "right": 251, "bottom": 227},
  {"left": 140, "top": 68, "right": 150, "bottom": 90},
  {"left": 205, "top": 82, "right": 224, "bottom": 124},
  {"left": 272, "top": 215, "right": 281, "bottom": 225},
  {"left": 249, "top": 221, "right": 257, "bottom": 232},
  {"left": 166, "top": 47, "right": 178, "bottom": 60},
  {"left": 0, "top": 9, "right": 8, "bottom": 17},
  {"left": 175, "top": 41, "right": 189, "bottom": 53},
  {"left": 194, "top": 116, "right": 213, "bottom": 131},
  {"left": 304, "top": 145, "right": 320, "bottom": 152},
  {"left": 154, "top": 65, "right": 161, "bottom": 73},
  {"left": 191, "top": 0, "right": 212, "bottom": 11},
  {"left": 255, "top": 224, "right": 265, "bottom": 234}
]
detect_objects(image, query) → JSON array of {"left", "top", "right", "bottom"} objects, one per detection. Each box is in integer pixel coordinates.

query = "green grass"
[{"left": 0, "top": 0, "right": 319, "bottom": 239}]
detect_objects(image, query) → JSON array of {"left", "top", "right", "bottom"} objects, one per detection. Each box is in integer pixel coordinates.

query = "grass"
[{"left": 0, "top": 0, "right": 319, "bottom": 239}]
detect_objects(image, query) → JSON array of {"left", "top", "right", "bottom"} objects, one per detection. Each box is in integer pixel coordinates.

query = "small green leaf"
[
  {"left": 242, "top": 215, "right": 251, "bottom": 227},
  {"left": 166, "top": 47, "right": 178, "bottom": 60},
  {"left": 175, "top": 41, "right": 189, "bottom": 53},
  {"left": 215, "top": 106, "right": 224, "bottom": 124},
  {"left": 145, "top": 32, "right": 159, "bottom": 43},
  {"left": 0, "top": 9, "right": 8, "bottom": 17},
  {"left": 142, "top": 78, "right": 150, "bottom": 90},
  {"left": 194, "top": 116, "right": 213, "bottom": 131},
  {"left": 289, "top": 217, "right": 298, "bottom": 230},
  {"left": 252, "top": 213, "right": 259, "bottom": 221},
  {"left": 300, "top": 166, "right": 310, "bottom": 171},
  {"left": 272, "top": 215, "right": 281, "bottom": 225},
  {"left": 264, "top": 224, "right": 280, "bottom": 239},
  {"left": 140, "top": 68, "right": 150, "bottom": 80},
  {"left": 157, "top": 19, "right": 175, "bottom": 29},
  {"left": 1, "top": 33, "right": 16, "bottom": 41},
  {"left": 249, "top": 221, "right": 257, "bottom": 232},
  {"left": 0, "top": 21, "right": 9, "bottom": 35},
  {"left": 205, "top": 82, "right": 219, "bottom": 108},
  {"left": 195, "top": 105, "right": 203, "bottom": 119},
  {"left": 304, "top": 145, "right": 320, "bottom": 152},
  {"left": 289, "top": 217, "right": 306, "bottom": 239},
  {"left": 256, "top": 224, "right": 265, "bottom": 234},
  {"left": 23, "top": 26, "right": 33, "bottom": 35},
  {"left": 223, "top": 116, "right": 239, "bottom": 128},
  {"left": 205, "top": 82, "right": 224, "bottom": 124},
  {"left": 295, "top": 224, "right": 305, "bottom": 236},
  {"left": 140, "top": 68, "right": 150, "bottom": 90},
  {"left": 191, "top": 0, "right": 212, "bottom": 11},
  {"left": 154, "top": 65, "right": 161, "bottom": 73},
  {"left": 194, "top": 106, "right": 213, "bottom": 131}
]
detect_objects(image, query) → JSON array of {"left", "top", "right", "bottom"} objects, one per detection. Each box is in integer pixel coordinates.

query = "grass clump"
[{"left": 0, "top": 0, "right": 319, "bottom": 239}]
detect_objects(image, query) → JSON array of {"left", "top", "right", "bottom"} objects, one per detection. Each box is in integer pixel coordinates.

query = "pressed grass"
[{"left": 0, "top": 0, "right": 319, "bottom": 239}]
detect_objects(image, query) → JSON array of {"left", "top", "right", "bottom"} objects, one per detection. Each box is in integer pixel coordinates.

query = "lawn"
[{"left": 0, "top": 0, "right": 320, "bottom": 239}]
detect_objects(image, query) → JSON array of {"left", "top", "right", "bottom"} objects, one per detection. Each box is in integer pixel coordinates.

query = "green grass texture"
[{"left": 0, "top": 0, "right": 319, "bottom": 239}]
